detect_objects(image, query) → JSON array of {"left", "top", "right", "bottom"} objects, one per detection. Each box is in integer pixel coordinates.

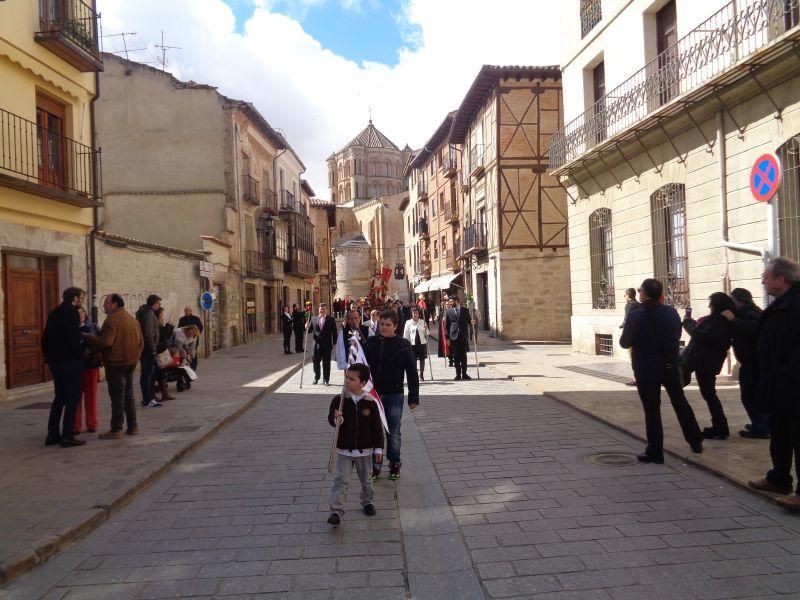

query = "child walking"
[{"left": 327, "top": 363, "right": 385, "bottom": 526}]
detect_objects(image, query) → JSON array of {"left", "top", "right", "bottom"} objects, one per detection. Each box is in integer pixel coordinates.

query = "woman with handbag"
[
  {"left": 403, "top": 307, "right": 430, "bottom": 381},
  {"left": 74, "top": 307, "right": 101, "bottom": 435},
  {"left": 154, "top": 308, "right": 176, "bottom": 401},
  {"left": 682, "top": 292, "right": 736, "bottom": 440}
]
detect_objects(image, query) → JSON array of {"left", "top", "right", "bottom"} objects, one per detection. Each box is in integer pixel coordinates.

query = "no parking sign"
[{"left": 750, "top": 153, "right": 782, "bottom": 203}]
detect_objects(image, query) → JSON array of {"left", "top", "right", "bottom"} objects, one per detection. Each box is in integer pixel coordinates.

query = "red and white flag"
[{"left": 346, "top": 332, "right": 388, "bottom": 432}]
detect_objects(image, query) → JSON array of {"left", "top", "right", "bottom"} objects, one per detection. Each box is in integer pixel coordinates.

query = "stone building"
[
  {"left": 308, "top": 196, "right": 336, "bottom": 307},
  {"left": 0, "top": 0, "right": 102, "bottom": 398},
  {"left": 552, "top": 0, "right": 800, "bottom": 356},
  {"left": 95, "top": 54, "right": 315, "bottom": 348}
]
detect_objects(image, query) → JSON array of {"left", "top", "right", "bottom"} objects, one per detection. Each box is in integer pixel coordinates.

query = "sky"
[{"left": 97, "top": 0, "right": 562, "bottom": 197}]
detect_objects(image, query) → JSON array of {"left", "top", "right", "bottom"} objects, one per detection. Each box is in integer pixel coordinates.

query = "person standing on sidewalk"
[
  {"left": 281, "top": 306, "right": 293, "bottom": 354},
  {"left": 446, "top": 297, "right": 475, "bottom": 381},
  {"left": 335, "top": 310, "right": 369, "bottom": 370},
  {"left": 309, "top": 303, "right": 337, "bottom": 385},
  {"left": 365, "top": 309, "right": 419, "bottom": 481},
  {"left": 620, "top": 288, "right": 641, "bottom": 386},
  {"left": 747, "top": 257, "right": 800, "bottom": 508},
  {"left": 403, "top": 308, "right": 429, "bottom": 381},
  {"left": 154, "top": 307, "right": 175, "bottom": 402},
  {"left": 291, "top": 303, "right": 306, "bottom": 352},
  {"left": 42, "top": 287, "right": 86, "bottom": 448},
  {"left": 74, "top": 307, "right": 101, "bottom": 436},
  {"left": 86, "top": 294, "right": 144, "bottom": 439},
  {"left": 620, "top": 278, "right": 703, "bottom": 463},
  {"left": 136, "top": 295, "right": 161, "bottom": 408},
  {"left": 721, "top": 288, "right": 766, "bottom": 438}
]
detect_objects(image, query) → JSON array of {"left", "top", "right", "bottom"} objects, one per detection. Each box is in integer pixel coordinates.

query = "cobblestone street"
[{"left": 3, "top": 355, "right": 800, "bottom": 600}]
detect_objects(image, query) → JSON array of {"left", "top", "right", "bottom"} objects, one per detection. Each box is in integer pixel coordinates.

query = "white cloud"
[{"left": 97, "top": 0, "right": 561, "bottom": 197}]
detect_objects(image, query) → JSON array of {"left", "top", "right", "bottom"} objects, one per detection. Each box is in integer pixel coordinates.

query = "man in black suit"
[
  {"left": 445, "top": 297, "right": 474, "bottom": 381},
  {"left": 309, "top": 303, "right": 337, "bottom": 385}
]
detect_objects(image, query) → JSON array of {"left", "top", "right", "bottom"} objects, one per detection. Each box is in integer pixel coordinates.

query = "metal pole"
[
  {"left": 470, "top": 306, "right": 481, "bottom": 380},
  {"left": 299, "top": 315, "right": 311, "bottom": 388}
]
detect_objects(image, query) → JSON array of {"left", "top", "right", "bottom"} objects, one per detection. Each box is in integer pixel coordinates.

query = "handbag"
[{"left": 156, "top": 350, "right": 173, "bottom": 369}]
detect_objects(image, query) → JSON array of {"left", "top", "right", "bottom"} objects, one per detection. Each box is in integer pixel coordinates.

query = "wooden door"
[
  {"left": 36, "top": 94, "right": 67, "bottom": 191},
  {"left": 264, "top": 287, "right": 273, "bottom": 334}
]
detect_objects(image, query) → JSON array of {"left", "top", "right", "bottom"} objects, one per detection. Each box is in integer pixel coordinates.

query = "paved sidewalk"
[{"left": 0, "top": 336, "right": 300, "bottom": 584}]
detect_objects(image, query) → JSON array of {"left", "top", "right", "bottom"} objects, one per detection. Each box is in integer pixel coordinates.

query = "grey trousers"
[{"left": 329, "top": 454, "right": 374, "bottom": 516}]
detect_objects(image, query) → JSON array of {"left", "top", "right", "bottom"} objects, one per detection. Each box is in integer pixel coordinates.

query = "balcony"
[
  {"left": 35, "top": 0, "right": 102, "bottom": 72},
  {"left": 550, "top": 0, "right": 800, "bottom": 172},
  {"left": 463, "top": 222, "right": 487, "bottom": 256},
  {"left": 242, "top": 174, "right": 260, "bottom": 206},
  {"left": 279, "top": 189, "right": 298, "bottom": 212},
  {"left": 244, "top": 251, "right": 268, "bottom": 278},
  {"left": 444, "top": 200, "right": 458, "bottom": 224},
  {"left": 442, "top": 148, "right": 457, "bottom": 179},
  {"left": 580, "top": 0, "right": 602, "bottom": 39},
  {"left": 443, "top": 249, "right": 455, "bottom": 270},
  {"left": 417, "top": 178, "right": 429, "bottom": 201},
  {"left": 459, "top": 168, "right": 470, "bottom": 193},
  {"left": 417, "top": 217, "right": 429, "bottom": 237},
  {"left": 454, "top": 236, "right": 462, "bottom": 260},
  {"left": 0, "top": 106, "right": 101, "bottom": 207},
  {"left": 470, "top": 144, "right": 485, "bottom": 178},
  {"left": 263, "top": 188, "right": 278, "bottom": 214},
  {"left": 287, "top": 247, "right": 316, "bottom": 277}
]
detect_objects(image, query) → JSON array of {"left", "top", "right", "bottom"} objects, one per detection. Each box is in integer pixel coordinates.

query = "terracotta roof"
[
  {"left": 450, "top": 65, "right": 561, "bottom": 144},
  {"left": 340, "top": 121, "right": 400, "bottom": 153},
  {"left": 406, "top": 111, "right": 457, "bottom": 174},
  {"left": 310, "top": 198, "right": 335, "bottom": 207}
]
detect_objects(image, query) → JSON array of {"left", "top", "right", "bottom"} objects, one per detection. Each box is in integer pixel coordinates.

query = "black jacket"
[
  {"left": 755, "top": 283, "right": 800, "bottom": 416},
  {"left": 446, "top": 306, "right": 472, "bottom": 342},
  {"left": 619, "top": 301, "right": 682, "bottom": 382},
  {"left": 178, "top": 314, "right": 204, "bottom": 334},
  {"left": 80, "top": 322, "right": 102, "bottom": 369},
  {"left": 291, "top": 309, "right": 306, "bottom": 332},
  {"left": 136, "top": 305, "right": 159, "bottom": 355},
  {"left": 42, "top": 301, "right": 83, "bottom": 365},
  {"left": 682, "top": 314, "right": 732, "bottom": 375},
  {"left": 157, "top": 323, "right": 174, "bottom": 354},
  {"left": 729, "top": 304, "right": 762, "bottom": 366},
  {"left": 364, "top": 334, "right": 420, "bottom": 405},
  {"left": 281, "top": 312, "right": 293, "bottom": 334},
  {"left": 328, "top": 394, "right": 385, "bottom": 453},
  {"left": 310, "top": 315, "right": 337, "bottom": 351}
]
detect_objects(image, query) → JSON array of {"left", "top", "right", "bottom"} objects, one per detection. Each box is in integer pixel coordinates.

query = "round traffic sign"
[
  {"left": 750, "top": 153, "right": 782, "bottom": 203},
  {"left": 200, "top": 291, "right": 214, "bottom": 311}
]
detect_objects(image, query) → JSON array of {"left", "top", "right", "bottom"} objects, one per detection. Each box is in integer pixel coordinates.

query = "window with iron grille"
[
  {"left": 595, "top": 334, "right": 614, "bottom": 357},
  {"left": 650, "top": 183, "right": 690, "bottom": 308},
  {"left": 589, "top": 208, "right": 614, "bottom": 309},
  {"left": 580, "top": 0, "right": 602, "bottom": 38},
  {"left": 777, "top": 135, "right": 800, "bottom": 261}
]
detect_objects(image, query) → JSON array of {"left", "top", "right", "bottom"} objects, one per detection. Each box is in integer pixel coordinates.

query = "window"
[
  {"left": 777, "top": 135, "right": 800, "bottom": 261},
  {"left": 656, "top": 1, "right": 678, "bottom": 106},
  {"left": 589, "top": 208, "right": 614, "bottom": 309},
  {"left": 36, "top": 93, "right": 66, "bottom": 189},
  {"left": 651, "top": 183, "right": 689, "bottom": 308},
  {"left": 592, "top": 61, "right": 606, "bottom": 144},
  {"left": 595, "top": 334, "right": 614, "bottom": 357},
  {"left": 433, "top": 240, "right": 438, "bottom": 259},
  {"left": 580, "top": 0, "right": 602, "bottom": 38}
]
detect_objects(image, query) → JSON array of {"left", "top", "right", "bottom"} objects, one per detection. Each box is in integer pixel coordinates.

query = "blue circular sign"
[{"left": 200, "top": 292, "right": 214, "bottom": 311}]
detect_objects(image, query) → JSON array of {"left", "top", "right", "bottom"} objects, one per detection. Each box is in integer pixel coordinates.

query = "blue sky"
[{"left": 224, "top": 0, "right": 412, "bottom": 66}]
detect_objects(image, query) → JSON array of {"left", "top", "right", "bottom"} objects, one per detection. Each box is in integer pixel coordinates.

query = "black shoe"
[
  {"left": 462, "top": 374, "right": 472, "bottom": 381},
  {"left": 637, "top": 453, "right": 664, "bottom": 464},
  {"left": 313, "top": 379, "right": 319, "bottom": 385},
  {"left": 60, "top": 438, "right": 87, "bottom": 448},
  {"left": 454, "top": 375, "right": 462, "bottom": 381},
  {"left": 702, "top": 427, "right": 729, "bottom": 440},
  {"left": 363, "top": 504, "right": 376, "bottom": 516},
  {"left": 45, "top": 434, "right": 61, "bottom": 446},
  {"left": 327, "top": 513, "right": 341, "bottom": 526},
  {"left": 691, "top": 442, "right": 704, "bottom": 454},
  {"left": 739, "top": 429, "right": 770, "bottom": 439},
  {"left": 324, "top": 381, "right": 330, "bottom": 386}
]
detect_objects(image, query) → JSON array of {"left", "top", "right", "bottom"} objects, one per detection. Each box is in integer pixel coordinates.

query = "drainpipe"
[
  {"left": 89, "top": 69, "right": 101, "bottom": 322},
  {"left": 716, "top": 111, "right": 770, "bottom": 307}
]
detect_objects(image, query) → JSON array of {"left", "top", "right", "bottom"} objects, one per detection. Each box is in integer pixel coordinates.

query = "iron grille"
[
  {"left": 589, "top": 208, "right": 615, "bottom": 309},
  {"left": 580, "top": 0, "right": 602, "bottom": 38},
  {"left": 551, "top": 0, "right": 800, "bottom": 169},
  {"left": 651, "top": 184, "right": 690, "bottom": 309},
  {"left": 777, "top": 134, "right": 800, "bottom": 261},
  {"left": 595, "top": 334, "right": 614, "bottom": 357},
  {"left": 242, "top": 174, "right": 259, "bottom": 205}
]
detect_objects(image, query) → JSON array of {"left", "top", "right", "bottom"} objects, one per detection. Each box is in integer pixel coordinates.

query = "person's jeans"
[
  {"left": 139, "top": 353, "right": 156, "bottom": 404},
  {"left": 47, "top": 360, "right": 83, "bottom": 440},
  {"left": 739, "top": 363, "right": 768, "bottom": 433},
  {"left": 382, "top": 393, "right": 404, "bottom": 465},
  {"left": 766, "top": 413, "right": 800, "bottom": 493},
  {"left": 107, "top": 364, "right": 137, "bottom": 432},
  {"left": 695, "top": 369, "right": 729, "bottom": 434}
]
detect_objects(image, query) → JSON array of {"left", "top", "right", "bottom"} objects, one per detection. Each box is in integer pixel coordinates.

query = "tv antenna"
[
  {"left": 101, "top": 32, "right": 139, "bottom": 60},
  {"left": 155, "top": 30, "right": 181, "bottom": 71}
]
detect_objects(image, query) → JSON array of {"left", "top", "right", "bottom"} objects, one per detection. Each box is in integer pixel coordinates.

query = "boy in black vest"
[{"left": 327, "top": 363, "right": 385, "bottom": 526}]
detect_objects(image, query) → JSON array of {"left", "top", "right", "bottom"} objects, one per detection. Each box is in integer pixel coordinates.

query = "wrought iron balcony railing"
[
  {"left": 242, "top": 174, "right": 260, "bottom": 205},
  {"left": 279, "top": 189, "right": 297, "bottom": 212},
  {"left": 443, "top": 249, "right": 455, "bottom": 270},
  {"left": 470, "top": 144, "right": 485, "bottom": 177},
  {"left": 454, "top": 236, "right": 462, "bottom": 259},
  {"left": 36, "top": 0, "right": 102, "bottom": 72},
  {"left": 0, "top": 106, "right": 101, "bottom": 206},
  {"left": 550, "top": 0, "right": 800, "bottom": 170},
  {"left": 580, "top": 0, "right": 602, "bottom": 39},
  {"left": 442, "top": 148, "right": 457, "bottom": 178},
  {"left": 417, "top": 177, "right": 429, "bottom": 200},
  {"left": 463, "top": 222, "right": 487, "bottom": 255},
  {"left": 287, "top": 248, "right": 316, "bottom": 277},
  {"left": 264, "top": 188, "right": 278, "bottom": 213},
  {"left": 443, "top": 199, "right": 458, "bottom": 223},
  {"left": 459, "top": 167, "right": 470, "bottom": 192},
  {"left": 417, "top": 217, "right": 429, "bottom": 236},
  {"left": 244, "top": 251, "right": 268, "bottom": 278}
]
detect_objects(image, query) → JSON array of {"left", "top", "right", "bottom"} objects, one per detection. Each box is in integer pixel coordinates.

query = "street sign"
[
  {"left": 199, "top": 260, "right": 214, "bottom": 279},
  {"left": 200, "top": 291, "right": 214, "bottom": 311},
  {"left": 750, "top": 153, "right": 782, "bottom": 203}
]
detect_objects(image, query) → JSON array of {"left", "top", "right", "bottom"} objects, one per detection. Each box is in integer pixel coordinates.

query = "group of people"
[
  {"left": 620, "top": 257, "right": 800, "bottom": 510},
  {"left": 42, "top": 288, "right": 202, "bottom": 448}
]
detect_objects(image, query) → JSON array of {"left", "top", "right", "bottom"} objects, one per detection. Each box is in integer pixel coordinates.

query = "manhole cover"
[
  {"left": 17, "top": 402, "right": 52, "bottom": 410},
  {"left": 163, "top": 425, "right": 201, "bottom": 433},
  {"left": 584, "top": 452, "right": 638, "bottom": 467}
]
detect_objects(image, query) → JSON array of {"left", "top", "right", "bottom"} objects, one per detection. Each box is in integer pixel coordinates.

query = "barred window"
[
  {"left": 651, "top": 183, "right": 689, "bottom": 308},
  {"left": 580, "top": 0, "right": 602, "bottom": 39},
  {"left": 777, "top": 135, "right": 800, "bottom": 261},
  {"left": 589, "top": 208, "right": 614, "bottom": 309}
]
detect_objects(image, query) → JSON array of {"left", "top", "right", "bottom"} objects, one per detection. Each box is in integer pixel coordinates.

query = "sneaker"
[
  {"left": 147, "top": 399, "right": 162, "bottom": 408},
  {"left": 371, "top": 469, "right": 381, "bottom": 482},
  {"left": 388, "top": 462, "right": 402, "bottom": 481},
  {"left": 327, "top": 512, "right": 341, "bottom": 526},
  {"left": 363, "top": 504, "right": 376, "bottom": 516}
]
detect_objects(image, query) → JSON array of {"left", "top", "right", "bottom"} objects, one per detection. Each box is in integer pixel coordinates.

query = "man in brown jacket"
[{"left": 86, "top": 293, "right": 144, "bottom": 438}]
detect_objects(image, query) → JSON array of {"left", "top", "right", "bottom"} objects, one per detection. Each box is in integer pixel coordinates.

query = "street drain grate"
[
  {"left": 585, "top": 452, "right": 638, "bottom": 467},
  {"left": 163, "top": 425, "right": 201, "bottom": 433},
  {"left": 16, "top": 402, "right": 52, "bottom": 410},
  {"left": 558, "top": 365, "right": 632, "bottom": 384}
]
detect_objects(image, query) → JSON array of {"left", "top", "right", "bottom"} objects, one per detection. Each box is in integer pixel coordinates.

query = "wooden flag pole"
[
  {"left": 328, "top": 333, "right": 357, "bottom": 473},
  {"left": 299, "top": 315, "right": 311, "bottom": 389},
  {"left": 469, "top": 305, "right": 481, "bottom": 380}
]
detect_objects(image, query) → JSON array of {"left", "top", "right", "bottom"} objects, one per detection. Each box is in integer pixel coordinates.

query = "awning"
[
  {"left": 414, "top": 273, "right": 461, "bottom": 294},
  {"left": 414, "top": 279, "right": 432, "bottom": 293}
]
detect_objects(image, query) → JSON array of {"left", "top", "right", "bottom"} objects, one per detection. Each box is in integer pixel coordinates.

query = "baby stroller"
[{"left": 163, "top": 364, "right": 192, "bottom": 392}]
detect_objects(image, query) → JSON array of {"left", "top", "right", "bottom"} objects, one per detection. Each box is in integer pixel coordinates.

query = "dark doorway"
[{"left": 477, "top": 272, "right": 490, "bottom": 332}]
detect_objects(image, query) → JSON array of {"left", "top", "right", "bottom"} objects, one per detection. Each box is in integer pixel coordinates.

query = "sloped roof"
[
  {"left": 406, "top": 111, "right": 457, "bottom": 174},
  {"left": 340, "top": 121, "right": 400, "bottom": 152}
]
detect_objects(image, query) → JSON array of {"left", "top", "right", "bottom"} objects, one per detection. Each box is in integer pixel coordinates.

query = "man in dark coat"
[
  {"left": 136, "top": 295, "right": 161, "bottom": 407},
  {"left": 620, "top": 278, "right": 703, "bottom": 463},
  {"left": 309, "top": 303, "right": 337, "bottom": 385},
  {"left": 721, "top": 288, "right": 765, "bottom": 437},
  {"left": 291, "top": 304, "right": 306, "bottom": 352},
  {"left": 748, "top": 258, "right": 800, "bottom": 508},
  {"left": 445, "top": 297, "right": 474, "bottom": 381},
  {"left": 42, "top": 287, "right": 86, "bottom": 448}
]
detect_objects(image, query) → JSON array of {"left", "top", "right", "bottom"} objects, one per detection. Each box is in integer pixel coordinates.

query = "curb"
[{"left": 0, "top": 363, "right": 302, "bottom": 587}]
